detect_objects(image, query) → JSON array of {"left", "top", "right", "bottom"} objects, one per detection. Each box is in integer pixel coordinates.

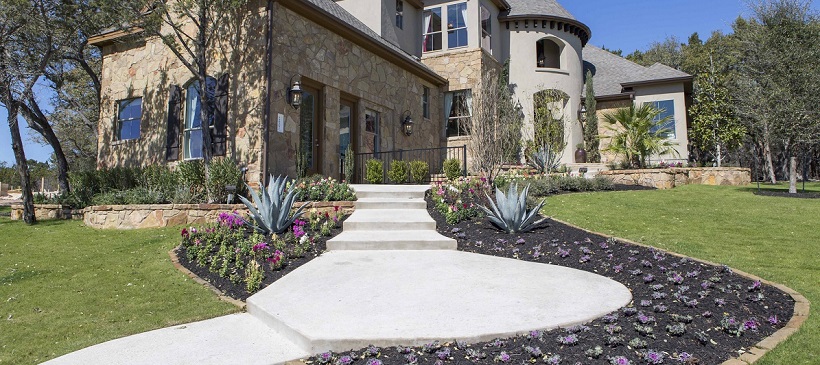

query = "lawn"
[
  {"left": 0, "top": 218, "right": 238, "bottom": 365},
  {"left": 543, "top": 183, "right": 819, "bottom": 365}
]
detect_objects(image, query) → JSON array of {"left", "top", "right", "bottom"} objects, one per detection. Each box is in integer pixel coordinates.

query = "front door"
[
  {"left": 339, "top": 100, "right": 355, "bottom": 180},
  {"left": 299, "top": 86, "right": 321, "bottom": 176}
]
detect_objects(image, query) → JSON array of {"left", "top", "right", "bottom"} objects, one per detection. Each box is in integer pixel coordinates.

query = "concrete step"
[
  {"left": 327, "top": 230, "right": 456, "bottom": 250},
  {"left": 343, "top": 209, "right": 436, "bottom": 231},
  {"left": 351, "top": 184, "right": 429, "bottom": 200},
  {"left": 355, "top": 198, "right": 427, "bottom": 210}
]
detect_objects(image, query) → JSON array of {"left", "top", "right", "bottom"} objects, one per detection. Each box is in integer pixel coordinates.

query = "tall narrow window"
[
  {"left": 116, "top": 98, "right": 142, "bottom": 140},
  {"left": 184, "top": 77, "right": 216, "bottom": 159},
  {"left": 423, "top": 87, "right": 430, "bottom": 119},
  {"left": 447, "top": 2, "right": 468, "bottom": 48},
  {"left": 480, "top": 6, "right": 492, "bottom": 52},
  {"left": 396, "top": 0, "right": 404, "bottom": 29},
  {"left": 364, "top": 109, "right": 380, "bottom": 155},
  {"left": 649, "top": 100, "right": 676, "bottom": 138},
  {"left": 445, "top": 90, "right": 471, "bottom": 137},
  {"left": 423, "top": 8, "right": 442, "bottom": 52},
  {"left": 536, "top": 38, "right": 561, "bottom": 68}
]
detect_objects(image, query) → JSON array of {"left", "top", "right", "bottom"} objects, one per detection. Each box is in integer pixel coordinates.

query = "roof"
[
  {"left": 503, "top": 0, "right": 575, "bottom": 19},
  {"left": 582, "top": 45, "right": 692, "bottom": 98}
]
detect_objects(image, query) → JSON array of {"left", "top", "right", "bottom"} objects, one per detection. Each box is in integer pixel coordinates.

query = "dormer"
[{"left": 335, "top": 0, "right": 424, "bottom": 57}]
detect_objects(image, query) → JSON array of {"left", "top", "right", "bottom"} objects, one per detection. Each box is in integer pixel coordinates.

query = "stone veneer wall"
[
  {"left": 95, "top": 4, "right": 268, "bottom": 181},
  {"left": 595, "top": 99, "right": 633, "bottom": 166},
  {"left": 599, "top": 167, "right": 751, "bottom": 189},
  {"left": 11, "top": 201, "right": 355, "bottom": 229},
  {"left": 266, "top": 4, "right": 444, "bottom": 180}
]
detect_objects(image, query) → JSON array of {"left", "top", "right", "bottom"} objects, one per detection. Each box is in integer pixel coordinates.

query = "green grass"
[
  {"left": 749, "top": 181, "right": 820, "bottom": 193},
  {"left": 543, "top": 184, "right": 819, "bottom": 364},
  {"left": 0, "top": 206, "right": 10, "bottom": 215},
  {"left": 0, "top": 218, "right": 237, "bottom": 365}
]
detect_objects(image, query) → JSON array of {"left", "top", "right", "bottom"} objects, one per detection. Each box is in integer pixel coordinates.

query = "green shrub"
[
  {"left": 207, "top": 158, "right": 245, "bottom": 204},
  {"left": 443, "top": 158, "right": 462, "bottom": 180},
  {"left": 387, "top": 160, "right": 409, "bottom": 184},
  {"left": 409, "top": 160, "right": 429, "bottom": 184},
  {"left": 343, "top": 144, "right": 355, "bottom": 182},
  {"left": 33, "top": 193, "right": 50, "bottom": 204},
  {"left": 527, "top": 177, "right": 559, "bottom": 197},
  {"left": 177, "top": 160, "right": 206, "bottom": 196},
  {"left": 592, "top": 176, "right": 614, "bottom": 191},
  {"left": 365, "top": 159, "right": 384, "bottom": 184}
]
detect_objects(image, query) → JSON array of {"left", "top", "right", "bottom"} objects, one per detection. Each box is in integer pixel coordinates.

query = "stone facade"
[
  {"left": 594, "top": 98, "right": 633, "bottom": 166},
  {"left": 265, "top": 4, "right": 444, "bottom": 181},
  {"left": 9, "top": 205, "right": 84, "bottom": 221},
  {"left": 599, "top": 167, "right": 752, "bottom": 189}
]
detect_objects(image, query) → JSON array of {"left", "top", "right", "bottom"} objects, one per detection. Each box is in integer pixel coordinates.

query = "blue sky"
[{"left": 2, "top": 0, "right": 818, "bottom": 165}]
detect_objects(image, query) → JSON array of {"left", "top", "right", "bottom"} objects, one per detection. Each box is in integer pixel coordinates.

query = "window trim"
[
  {"left": 115, "top": 97, "right": 142, "bottom": 141},
  {"left": 480, "top": 5, "right": 492, "bottom": 53},
  {"left": 446, "top": 89, "right": 472, "bottom": 138}
]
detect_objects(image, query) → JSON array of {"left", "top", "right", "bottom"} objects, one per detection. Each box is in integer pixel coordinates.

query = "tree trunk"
[
  {"left": 763, "top": 124, "right": 777, "bottom": 183},
  {"left": 198, "top": 0, "right": 213, "bottom": 202},
  {"left": 20, "top": 102, "right": 71, "bottom": 192},
  {"left": 7, "top": 102, "right": 36, "bottom": 224},
  {"left": 789, "top": 156, "right": 797, "bottom": 194},
  {"left": 716, "top": 142, "right": 722, "bottom": 167}
]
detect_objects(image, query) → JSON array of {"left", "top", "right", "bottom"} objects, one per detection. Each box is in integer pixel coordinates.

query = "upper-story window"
[
  {"left": 116, "top": 98, "right": 142, "bottom": 140},
  {"left": 447, "top": 2, "right": 468, "bottom": 48},
  {"left": 649, "top": 100, "right": 676, "bottom": 139},
  {"left": 480, "top": 6, "right": 491, "bottom": 53},
  {"left": 423, "top": 8, "right": 442, "bottom": 52},
  {"left": 536, "top": 38, "right": 561, "bottom": 69},
  {"left": 184, "top": 77, "right": 216, "bottom": 160},
  {"left": 396, "top": 0, "right": 404, "bottom": 29}
]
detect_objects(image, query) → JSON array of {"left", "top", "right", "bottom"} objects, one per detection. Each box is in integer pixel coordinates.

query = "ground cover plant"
[
  {"left": 0, "top": 217, "right": 236, "bottom": 365},
  {"left": 291, "top": 175, "right": 357, "bottom": 202},
  {"left": 305, "top": 186, "right": 796, "bottom": 365},
  {"left": 177, "top": 207, "right": 348, "bottom": 300}
]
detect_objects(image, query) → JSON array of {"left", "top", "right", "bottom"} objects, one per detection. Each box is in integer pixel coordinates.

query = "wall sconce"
[
  {"left": 289, "top": 75, "right": 302, "bottom": 109},
  {"left": 579, "top": 103, "right": 587, "bottom": 122},
  {"left": 401, "top": 110, "right": 414, "bottom": 136}
]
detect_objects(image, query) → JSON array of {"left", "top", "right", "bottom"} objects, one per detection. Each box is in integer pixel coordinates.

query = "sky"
[{"left": 2, "top": 0, "right": 818, "bottom": 165}]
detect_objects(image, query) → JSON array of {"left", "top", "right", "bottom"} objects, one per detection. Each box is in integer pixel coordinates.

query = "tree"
[
  {"left": 733, "top": 0, "right": 820, "bottom": 192},
  {"left": 530, "top": 89, "right": 569, "bottom": 169},
  {"left": 627, "top": 36, "right": 684, "bottom": 69},
  {"left": 581, "top": 70, "right": 600, "bottom": 162},
  {"left": 121, "top": 0, "right": 249, "bottom": 199},
  {"left": 689, "top": 55, "right": 746, "bottom": 166},
  {"left": 468, "top": 69, "right": 522, "bottom": 182},
  {"left": 602, "top": 104, "right": 679, "bottom": 169}
]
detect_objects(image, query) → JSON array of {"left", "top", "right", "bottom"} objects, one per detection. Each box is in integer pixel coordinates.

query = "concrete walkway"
[{"left": 43, "top": 185, "right": 631, "bottom": 365}]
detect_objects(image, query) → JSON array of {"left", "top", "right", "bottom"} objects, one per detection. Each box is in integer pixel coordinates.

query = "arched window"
[
  {"left": 184, "top": 77, "right": 217, "bottom": 160},
  {"left": 536, "top": 38, "right": 561, "bottom": 69}
]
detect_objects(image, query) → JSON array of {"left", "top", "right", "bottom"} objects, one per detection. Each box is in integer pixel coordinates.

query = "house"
[{"left": 89, "top": 0, "right": 692, "bottom": 184}]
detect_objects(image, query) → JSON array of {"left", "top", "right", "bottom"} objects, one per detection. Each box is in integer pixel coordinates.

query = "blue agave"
[
  {"left": 480, "top": 184, "right": 546, "bottom": 233},
  {"left": 238, "top": 175, "right": 309, "bottom": 235}
]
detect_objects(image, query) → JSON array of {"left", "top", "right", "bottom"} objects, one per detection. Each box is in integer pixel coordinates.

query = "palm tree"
[{"left": 602, "top": 104, "right": 679, "bottom": 169}]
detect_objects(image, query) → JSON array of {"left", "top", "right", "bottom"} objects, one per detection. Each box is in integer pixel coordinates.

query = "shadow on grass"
[{"left": 0, "top": 269, "right": 47, "bottom": 285}]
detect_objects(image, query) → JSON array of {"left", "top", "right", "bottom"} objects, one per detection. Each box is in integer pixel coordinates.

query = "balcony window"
[{"left": 536, "top": 38, "right": 561, "bottom": 69}]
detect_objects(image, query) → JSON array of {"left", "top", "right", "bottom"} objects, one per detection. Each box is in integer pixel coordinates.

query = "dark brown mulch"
[
  {"left": 175, "top": 222, "right": 344, "bottom": 301},
  {"left": 753, "top": 190, "right": 820, "bottom": 199}
]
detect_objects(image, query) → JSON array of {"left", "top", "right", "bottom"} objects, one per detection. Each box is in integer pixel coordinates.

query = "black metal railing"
[{"left": 349, "top": 145, "right": 467, "bottom": 184}]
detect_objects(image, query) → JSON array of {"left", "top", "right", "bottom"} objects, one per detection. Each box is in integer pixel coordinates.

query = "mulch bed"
[{"left": 175, "top": 187, "right": 794, "bottom": 364}]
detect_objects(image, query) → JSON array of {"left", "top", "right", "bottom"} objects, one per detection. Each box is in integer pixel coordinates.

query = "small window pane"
[
  {"left": 117, "top": 98, "right": 141, "bottom": 140},
  {"left": 423, "top": 8, "right": 443, "bottom": 52},
  {"left": 650, "top": 100, "right": 676, "bottom": 139},
  {"left": 447, "top": 3, "right": 468, "bottom": 48}
]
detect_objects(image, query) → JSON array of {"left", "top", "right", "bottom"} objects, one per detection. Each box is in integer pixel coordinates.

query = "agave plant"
[
  {"left": 479, "top": 184, "right": 546, "bottom": 233},
  {"left": 238, "top": 175, "right": 309, "bottom": 235},
  {"left": 528, "top": 144, "right": 561, "bottom": 174}
]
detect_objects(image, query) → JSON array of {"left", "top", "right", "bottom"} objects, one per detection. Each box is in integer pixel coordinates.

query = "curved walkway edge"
[{"left": 552, "top": 218, "right": 810, "bottom": 365}]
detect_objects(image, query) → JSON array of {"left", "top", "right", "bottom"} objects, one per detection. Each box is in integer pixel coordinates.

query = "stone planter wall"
[
  {"left": 599, "top": 167, "right": 751, "bottom": 189},
  {"left": 9, "top": 204, "right": 84, "bottom": 221},
  {"left": 11, "top": 201, "right": 356, "bottom": 230}
]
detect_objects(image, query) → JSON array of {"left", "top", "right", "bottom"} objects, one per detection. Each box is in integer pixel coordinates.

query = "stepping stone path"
[{"left": 44, "top": 185, "right": 631, "bottom": 365}]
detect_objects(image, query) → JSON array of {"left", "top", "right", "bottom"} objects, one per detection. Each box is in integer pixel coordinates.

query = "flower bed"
[{"left": 302, "top": 195, "right": 793, "bottom": 365}]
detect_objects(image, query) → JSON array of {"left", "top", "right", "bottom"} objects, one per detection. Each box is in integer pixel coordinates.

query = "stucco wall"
[
  {"left": 506, "top": 22, "right": 585, "bottom": 164},
  {"left": 633, "top": 83, "right": 690, "bottom": 163},
  {"left": 337, "top": 0, "right": 422, "bottom": 57}
]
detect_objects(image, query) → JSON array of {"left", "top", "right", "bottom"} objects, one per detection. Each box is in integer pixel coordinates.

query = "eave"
[
  {"left": 620, "top": 76, "right": 694, "bottom": 89},
  {"left": 88, "top": 27, "right": 144, "bottom": 47},
  {"left": 499, "top": 15, "right": 591, "bottom": 46}
]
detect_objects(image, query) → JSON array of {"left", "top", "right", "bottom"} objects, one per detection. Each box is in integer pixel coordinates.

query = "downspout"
[{"left": 261, "top": 0, "right": 274, "bottom": 185}]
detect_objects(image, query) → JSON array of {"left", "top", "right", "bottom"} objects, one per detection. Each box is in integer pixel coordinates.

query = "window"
[
  {"left": 536, "top": 38, "right": 561, "bottom": 68},
  {"left": 423, "top": 8, "right": 442, "bottom": 52},
  {"left": 184, "top": 77, "right": 216, "bottom": 159},
  {"left": 649, "top": 100, "right": 676, "bottom": 139},
  {"left": 396, "top": 0, "right": 403, "bottom": 29},
  {"left": 445, "top": 90, "right": 471, "bottom": 137},
  {"left": 364, "top": 109, "right": 380, "bottom": 154},
  {"left": 480, "top": 6, "right": 492, "bottom": 52},
  {"left": 423, "top": 87, "right": 430, "bottom": 119},
  {"left": 116, "top": 98, "right": 142, "bottom": 140},
  {"left": 447, "top": 2, "right": 468, "bottom": 49}
]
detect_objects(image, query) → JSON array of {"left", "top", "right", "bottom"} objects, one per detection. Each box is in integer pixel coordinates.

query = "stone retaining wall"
[
  {"left": 11, "top": 201, "right": 355, "bottom": 230},
  {"left": 599, "top": 167, "right": 751, "bottom": 189}
]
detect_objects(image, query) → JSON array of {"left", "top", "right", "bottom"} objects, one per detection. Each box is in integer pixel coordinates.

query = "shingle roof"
[
  {"left": 582, "top": 45, "right": 692, "bottom": 98},
  {"left": 503, "top": 0, "right": 576, "bottom": 19}
]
